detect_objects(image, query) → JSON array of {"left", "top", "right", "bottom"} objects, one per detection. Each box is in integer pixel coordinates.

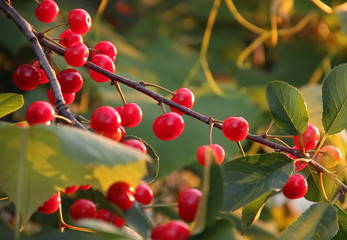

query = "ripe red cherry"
[
  {"left": 13, "top": 64, "right": 40, "bottom": 91},
  {"left": 170, "top": 88, "right": 195, "bottom": 115},
  {"left": 57, "top": 69, "right": 83, "bottom": 93},
  {"left": 38, "top": 193, "right": 60, "bottom": 214},
  {"left": 89, "top": 54, "right": 115, "bottom": 82},
  {"left": 47, "top": 88, "right": 75, "bottom": 106},
  {"left": 64, "top": 42, "right": 89, "bottom": 67},
  {"left": 160, "top": 220, "right": 190, "bottom": 240},
  {"left": 68, "top": 9, "right": 92, "bottom": 34},
  {"left": 151, "top": 223, "right": 167, "bottom": 240},
  {"left": 197, "top": 144, "right": 225, "bottom": 167},
  {"left": 93, "top": 41, "right": 117, "bottom": 62},
  {"left": 26, "top": 101, "right": 55, "bottom": 125},
  {"left": 35, "top": 0, "right": 59, "bottom": 23},
  {"left": 63, "top": 185, "right": 78, "bottom": 194},
  {"left": 102, "top": 126, "right": 126, "bottom": 142},
  {"left": 153, "top": 112, "right": 184, "bottom": 141},
  {"left": 107, "top": 181, "right": 135, "bottom": 211},
  {"left": 70, "top": 198, "right": 97, "bottom": 220},
  {"left": 96, "top": 209, "right": 112, "bottom": 222},
  {"left": 286, "top": 146, "right": 306, "bottom": 171},
  {"left": 134, "top": 183, "right": 153, "bottom": 205},
  {"left": 293, "top": 123, "right": 320, "bottom": 150},
  {"left": 59, "top": 29, "right": 83, "bottom": 47},
  {"left": 116, "top": 103, "right": 143, "bottom": 128},
  {"left": 113, "top": 215, "right": 125, "bottom": 227},
  {"left": 222, "top": 116, "right": 249, "bottom": 142},
  {"left": 91, "top": 106, "right": 122, "bottom": 135},
  {"left": 123, "top": 139, "right": 147, "bottom": 154},
  {"left": 317, "top": 145, "right": 342, "bottom": 169},
  {"left": 282, "top": 174, "right": 308, "bottom": 199},
  {"left": 34, "top": 64, "right": 49, "bottom": 84},
  {"left": 79, "top": 184, "right": 92, "bottom": 190},
  {"left": 178, "top": 188, "right": 202, "bottom": 222}
]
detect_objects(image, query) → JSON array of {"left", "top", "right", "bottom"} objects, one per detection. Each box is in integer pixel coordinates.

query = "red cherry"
[
  {"left": 134, "top": 183, "right": 153, "bottom": 205},
  {"left": 34, "top": 65, "right": 49, "bottom": 84},
  {"left": 282, "top": 174, "right": 308, "bottom": 199},
  {"left": 123, "top": 139, "right": 147, "bottom": 154},
  {"left": 197, "top": 144, "right": 225, "bottom": 167},
  {"left": 91, "top": 106, "right": 122, "bottom": 135},
  {"left": 101, "top": 126, "right": 126, "bottom": 142},
  {"left": 70, "top": 198, "right": 97, "bottom": 220},
  {"left": 68, "top": 9, "right": 92, "bottom": 34},
  {"left": 64, "top": 42, "right": 89, "bottom": 67},
  {"left": 38, "top": 193, "right": 60, "bottom": 214},
  {"left": 35, "top": 0, "right": 59, "bottom": 23},
  {"left": 79, "top": 184, "right": 92, "bottom": 190},
  {"left": 96, "top": 209, "right": 112, "bottom": 222},
  {"left": 57, "top": 69, "right": 83, "bottom": 93},
  {"left": 59, "top": 29, "right": 83, "bottom": 47},
  {"left": 107, "top": 181, "right": 135, "bottom": 211},
  {"left": 151, "top": 223, "right": 167, "bottom": 240},
  {"left": 286, "top": 146, "right": 306, "bottom": 171},
  {"left": 178, "top": 188, "right": 202, "bottom": 222},
  {"left": 293, "top": 124, "right": 320, "bottom": 150},
  {"left": 160, "top": 220, "right": 190, "bottom": 240},
  {"left": 13, "top": 64, "right": 40, "bottom": 91},
  {"left": 116, "top": 103, "right": 143, "bottom": 127},
  {"left": 153, "top": 112, "right": 184, "bottom": 141},
  {"left": 93, "top": 41, "right": 117, "bottom": 61},
  {"left": 89, "top": 54, "right": 115, "bottom": 82},
  {"left": 170, "top": 88, "right": 195, "bottom": 115},
  {"left": 222, "top": 116, "right": 249, "bottom": 142},
  {"left": 112, "top": 215, "right": 125, "bottom": 227},
  {"left": 25, "top": 101, "right": 55, "bottom": 125},
  {"left": 63, "top": 185, "right": 78, "bottom": 194},
  {"left": 47, "top": 88, "right": 75, "bottom": 106}
]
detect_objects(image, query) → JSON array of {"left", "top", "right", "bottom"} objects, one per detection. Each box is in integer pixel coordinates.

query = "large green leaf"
[
  {"left": 190, "top": 219, "right": 235, "bottom": 240},
  {"left": 266, "top": 80, "right": 308, "bottom": 135},
  {"left": 322, "top": 64, "right": 347, "bottom": 135},
  {"left": 223, "top": 153, "right": 294, "bottom": 211},
  {"left": 241, "top": 190, "right": 278, "bottom": 234},
  {"left": 0, "top": 93, "right": 23, "bottom": 118},
  {"left": 277, "top": 203, "right": 338, "bottom": 240},
  {"left": 0, "top": 125, "right": 150, "bottom": 225},
  {"left": 305, "top": 171, "right": 339, "bottom": 202}
]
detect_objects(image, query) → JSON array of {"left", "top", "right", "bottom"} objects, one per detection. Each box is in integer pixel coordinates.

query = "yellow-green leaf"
[{"left": 0, "top": 93, "right": 23, "bottom": 118}]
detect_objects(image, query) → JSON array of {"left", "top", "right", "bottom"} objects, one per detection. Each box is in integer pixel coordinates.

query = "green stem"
[
  {"left": 113, "top": 81, "right": 127, "bottom": 105},
  {"left": 43, "top": 34, "right": 66, "bottom": 50},
  {"left": 143, "top": 203, "right": 178, "bottom": 209},
  {"left": 159, "top": 101, "right": 166, "bottom": 114},
  {"left": 141, "top": 82, "right": 175, "bottom": 96},
  {"left": 208, "top": 118, "right": 214, "bottom": 146},
  {"left": 42, "top": 22, "right": 69, "bottom": 35},
  {"left": 272, "top": 138, "right": 290, "bottom": 148},
  {"left": 237, "top": 141, "right": 246, "bottom": 157},
  {"left": 263, "top": 120, "right": 274, "bottom": 136}
]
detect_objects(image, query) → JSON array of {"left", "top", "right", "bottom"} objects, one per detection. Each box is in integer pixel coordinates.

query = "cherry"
[
  {"left": 178, "top": 188, "right": 202, "bottom": 222},
  {"left": 112, "top": 215, "right": 125, "bottom": 228},
  {"left": 34, "top": 65, "right": 49, "bottom": 84},
  {"left": 57, "top": 69, "right": 83, "bottom": 93},
  {"left": 151, "top": 223, "right": 167, "bottom": 240},
  {"left": 79, "top": 184, "right": 92, "bottom": 190},
  {"left": 38, "top": 193, "right": 60, "bottom": 214},
  {"left": 317, "top": 145, "right": 342, "bottom": 169},
  {"left": 89, "top": 54, "right": 115, "bottom": 82},
  {"left": 293, "top": 123, "right": 320, "bottom": 150},
  {"left": 59, "top": 29, "right": 83, "bottom": 47},
  {"left": 116, "top": 103, "right": 143, "bottom": 127},
  {"left": 222, "top": 116, "right": 249, "bottom": 142},
  {"left": 96, "top": 209, "right": 112, "bottom": 222},
  {"left": 160, "top": 220, "right": 190, "bottom": 240},
  {"left": 170, "top": 88, "right": 195, "bottom": 115},
  {"left": 197, "top": 144, "right": 225, "bottom": 167},
  {"left": 92, "top": 41, "right": 117, "bottom": 62},
  {"left": 63, "top": 185, "right": 78, "bottom": 194},
  {"left": 64, "top": 42, "right": 89, "bottom": 67},
  {"left": 35, "top": 0, "right": 59, "bottom": 23},
  {"left": 70, "top": 198, "right": 97, "bottom": 220},
  {"left": 25, "top": 101, "right": 55, "bottom": 126},
  {"left": 91, "top": 106, "right": 122, "bottom": 135},
  {"left": 134, "top": 183, "right": 153, "bottom": 205},
  {"left": 286, "top": 146, "right": 306, "bottom": 171},
  {"left": 107, "top": 181, "right": 135, "bottom": 211},
  {"left": 47, "top": 88, "right": 75, "bottom": 106},
  {"left": 123, "top": 139, "right": 147, "bottom": 154},
  {"left": 102, "top": 126, "right": 126, "bottom": 142},
  {"left": 13, "top": 64, "right": 40, "bottom": 91},
  {"left": 282, "top": 174, "right": 308, "bottom": 199},
  {"left": 68, "top": 9, "right": 92, "bottom": 35},
  {"left": 153, "top": 112, "right": 184, "bottom": 141}
]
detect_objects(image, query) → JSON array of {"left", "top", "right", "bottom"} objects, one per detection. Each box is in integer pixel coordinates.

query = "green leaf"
[
  {"left": 277, "top": 203, "right": 338, "bottom": 240},
  {"left": 322, "top": 64, "right": 347, "bottom": 135},
  {"left": 0, "top": 125, "right": 150, "bottom": 225},
  {"left": 125, "top": 204, "right": 152, "bottom": 238},
  {"left": 241, "top": 190, "right": 278, "bottom": 234},
  {"left": 223, "top": 153, "right": 294, "bottom": 211},
  {"left": 0, "top": 93, "right": 24, "bottom": 118},
  {"left": 266, "top": 80, "right": 308, "bottom": 135},
  {"left": 337, "top": 206, "right": 347, "bottom": 232},
  {"left": 190, "top": 219, "right": 235, "bottom": 240},
  {"left": 305, "top": 171, "right": 339, "bottom": 202}
]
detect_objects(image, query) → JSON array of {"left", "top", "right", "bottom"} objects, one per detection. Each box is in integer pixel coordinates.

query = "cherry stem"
[
  {"left": 140, "top": 81, "right": 176, "bottom": 96},
  {"left": 265, "top": 135, "right": 294, "bottom": 139},
  {"left": 143, "top": 203, "right": 178, "bottom": 209},
  {"left": 236, "top": 141, "right": 246, "bottom": 157},
  {"left": 159, "top": 101, "right": 166, "bottom": 114},
  {"left": 318, "top": 171, "right": 329, "bottom": 201},
  {"left": 54, "top": 114, "right": 74, "bottom": 124},
  {"left": 0, "top": 197, "right": 8, "bottom": 201},
  {"left": 331, "top": 189, "right": 342, "bottom": 205},
  {"left": 88, "top": 48, "right": 101, "bottom": 53},
  {"left": 208, "top": 117, "right": 214, "bottom": 146},
  {"left": 112, "top": 81, "right": 127, "bottom": 105},
  {"left": 272, "top": 137, "right": 290, "bottom": 148},
  {"left": 42, "top": 22, "right": 69, "bottom": 35},
  {"left": 263, "top": 120, "right": 274, "bottom": 136}
]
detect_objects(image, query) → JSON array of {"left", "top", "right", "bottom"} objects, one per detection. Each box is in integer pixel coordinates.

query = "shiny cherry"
[
  {"left": 89, "top": 54, "right": 115, "bottom": 82},
  {"left": 91, "top": 106, "right": 122, "bottom": 135},
  {"left": 293, "top": 123, "right": 320, "bottom": 150},
  {"left": 153, "top": 112, "right": 184, "bottom": 141},
  {"left": 38, "top": 193, "right": 60, "bottom": 214},
  {"left": 25, "top": 101, "right": 55, "bottom": 125},
  {"left": 116, "top": 103, "right": 143, "bottom": 128},
  {"left": 170, "top": 88, "right": 195, "bottom": 115},
  {"left": 107, "top": 181, "right": 134, "bottom": 211},
  {"left": 178, "top": 188, "right": 202, "bottom": 222},
  {"left": 13, "top": 64, "right": 40, "bottom": 91},
  {"left": 197, "top": 144, "right": 225, "bottom": 167},
  {"left": 222, "top": 116, "right": 249, "bottom": 142},
  {"left": 282, "top": 174, "right": 308, "bottom": 199},
  {"left": 70, "top": 198, "right": 97, "bottom": 220},
  {"left": 35, "top": 0, "right": 59, "bottom": 23},
  {"left": 92, "top": 41, "right": 117, "bottom": 61},
  {"left": 68, "top": 9, "right": 91, "bottom": 34}
]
